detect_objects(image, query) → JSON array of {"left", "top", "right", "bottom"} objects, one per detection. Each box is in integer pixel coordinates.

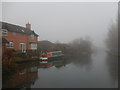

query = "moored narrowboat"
[
  {"left": 40, "top": 51, "right": 64, "bottom": 61},
  {"left": 47, "top": 51, "right": 64, "bottom": 59},
  {"left": 40, "top": 53, "right": 48, "bottom": 63}
]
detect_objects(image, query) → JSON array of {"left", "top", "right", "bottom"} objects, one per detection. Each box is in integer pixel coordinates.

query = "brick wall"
[
  {"left": 2, "top": 43, "right": 6, "bottom": 54},
  {"left": 3, "top": 31, "right": 38, "bottom": 50}
]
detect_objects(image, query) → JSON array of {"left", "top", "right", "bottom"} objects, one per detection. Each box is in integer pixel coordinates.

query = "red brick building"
[
  {"left": 2, "top": 37, "right": 9, "bottom": 54},
  {"left": 2, "top": 22, "right": 39, "bottom": 53}
]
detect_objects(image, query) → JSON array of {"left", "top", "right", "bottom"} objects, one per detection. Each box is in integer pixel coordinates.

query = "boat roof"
[{"left": 47, "top": 51, "right": 62, "bottom": 53}]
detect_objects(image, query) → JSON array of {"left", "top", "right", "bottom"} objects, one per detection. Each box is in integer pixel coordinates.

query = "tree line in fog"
[
  {"left": 105, "top": 21, "right": 118, "bottom": 53},
  {"left": 106, "top": 22, "right": 118, "bottom": 50},
  {"left": 38, "top": 37, "right": 93, "bottom": 56}
]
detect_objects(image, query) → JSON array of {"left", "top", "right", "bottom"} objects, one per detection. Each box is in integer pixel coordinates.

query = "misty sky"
[{"left": 2, "top": 2, "right": 118, "bottom": 47}]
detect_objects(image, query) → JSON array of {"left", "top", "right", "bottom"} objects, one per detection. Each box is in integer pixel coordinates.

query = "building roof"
[
  {"left": 2, "top": 22, "right": 39, "bottom": 36},
  {"left": 2, "top": 37, "right": 9, "bottom": 43}
]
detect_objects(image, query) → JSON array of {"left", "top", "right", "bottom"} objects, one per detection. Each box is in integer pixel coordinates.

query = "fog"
[{"left": 2, "top": 2, "right": 117, "bottom": 48}]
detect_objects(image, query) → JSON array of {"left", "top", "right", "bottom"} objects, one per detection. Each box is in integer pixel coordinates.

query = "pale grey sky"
[{"left": 2, "top": 2, "right": 118, "bottom": 47}]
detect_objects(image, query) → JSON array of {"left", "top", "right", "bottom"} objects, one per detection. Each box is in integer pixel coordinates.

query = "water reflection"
[
  {"left": 38, "top": 59, "right": 65, "bottom": 69},
  {"left": 65, "top": 55, "right": 92, "bottom": 71},
  {"left": 2, "top": 51, "right": 118, "bottom": 88},
  {"left": 105, "top": 53, "right": 118, "bottom": 87},
  {"left": 3, "top": 62, "right": 39, "bottom": 88}
]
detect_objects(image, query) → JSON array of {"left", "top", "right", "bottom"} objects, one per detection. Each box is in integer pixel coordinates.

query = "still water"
[{"left": 3, "top": 50, "right": 118, "bottom": 88}]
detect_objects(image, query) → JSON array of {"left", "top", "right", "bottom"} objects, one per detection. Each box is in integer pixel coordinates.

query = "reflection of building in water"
[{"left": 3, "top": 66, "right": 38, "bottom": 88}]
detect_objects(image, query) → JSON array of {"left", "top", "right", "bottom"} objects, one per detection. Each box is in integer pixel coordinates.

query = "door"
[{"left": 19, "top": 43, "right": 26, "bottom": 53}]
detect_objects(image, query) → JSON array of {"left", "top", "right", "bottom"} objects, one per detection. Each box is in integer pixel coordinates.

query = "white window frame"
[
  {"left": 30, "top": 43, "right": 37, "bottom": 50},
  {"left": 31, "top": 34, "right": 34, "bottom": 40},
  {"left": 19, "top": 43, "right": 26, "bottom": 53},
  {"left": 2, "top": 29, "right": 8, "bottom": 36},
  {"left": 12, "top": 32, "right": 16, "bottom": 35},
  {"left": 19, "top": 69, "right": 26, "bottom": 75},
  {"left": 6, "top": 42, "right": 14, "bottom": 48}
]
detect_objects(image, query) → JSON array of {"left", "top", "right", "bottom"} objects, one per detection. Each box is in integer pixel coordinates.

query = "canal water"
[{"left": 2, "top": 49, "right": 118, "bottom": 88}]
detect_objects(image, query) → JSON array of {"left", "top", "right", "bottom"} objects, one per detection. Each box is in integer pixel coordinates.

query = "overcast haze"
[{"left": 2, "top": 2, "right": 118, "bottom": 48}]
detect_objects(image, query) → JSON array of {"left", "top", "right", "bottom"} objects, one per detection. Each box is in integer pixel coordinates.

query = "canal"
[{"left": 2, "top": 49, "right": 118, "bottom": 88}]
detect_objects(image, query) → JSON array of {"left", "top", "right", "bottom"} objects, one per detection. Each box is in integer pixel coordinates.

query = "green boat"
[{"left": 47, "top": 51, "right": 64, "bottom": 59}]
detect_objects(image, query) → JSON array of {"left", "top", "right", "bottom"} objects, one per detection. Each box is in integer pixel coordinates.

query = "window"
[
  {"left": 30, "top": 43, "right": 37, "bottom": 50},
  {"left": 31, "top": 34, "right": 34, "bottom": 40},
  {"left": 2, "top": 29, "right": 8, "bottom": 36},
  {"left": 22, "top": 30, "right": 24, "bottom": 32},
  {"left": 6, "top": 42, "right": 14, "bottom": 48},
  {"left": 19, "top": 43, "right": 26, "bottom": 53},
  {"left": 19, "top": 69, "right": 26, "bottom": 75},
  {"left": 12, "top": 32, "right": 16, "bottom": 35}
]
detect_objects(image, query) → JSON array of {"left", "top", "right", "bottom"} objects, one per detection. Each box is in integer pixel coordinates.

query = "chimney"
[{"left": 26, "top": 22, "right": 31, "bottom": 29}]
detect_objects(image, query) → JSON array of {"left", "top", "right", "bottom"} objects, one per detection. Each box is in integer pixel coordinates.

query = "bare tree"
[{"left": 106, "top": 21, "right": 118, "bottom": 52}]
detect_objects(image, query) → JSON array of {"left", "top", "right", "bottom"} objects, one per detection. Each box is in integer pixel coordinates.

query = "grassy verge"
[
  {"left": 13, "top": 56, "right": 39, "bottom": 63},
  {"left": 13, "top": 57, "right": 27, "bottom": 62}
]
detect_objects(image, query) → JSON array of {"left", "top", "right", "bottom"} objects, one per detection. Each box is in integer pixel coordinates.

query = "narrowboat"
[
  {"left": 47, "top": 51, "right": 64, "bottom": 59},
  {"left": 40, "top": 57, "right": 48, "bottom": 63},
  {"left": 40, "top": 53, "right": 48, "bottom": 63},
  {"left": 40, "top": 51, "right": 64, "bottom": 62}
]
